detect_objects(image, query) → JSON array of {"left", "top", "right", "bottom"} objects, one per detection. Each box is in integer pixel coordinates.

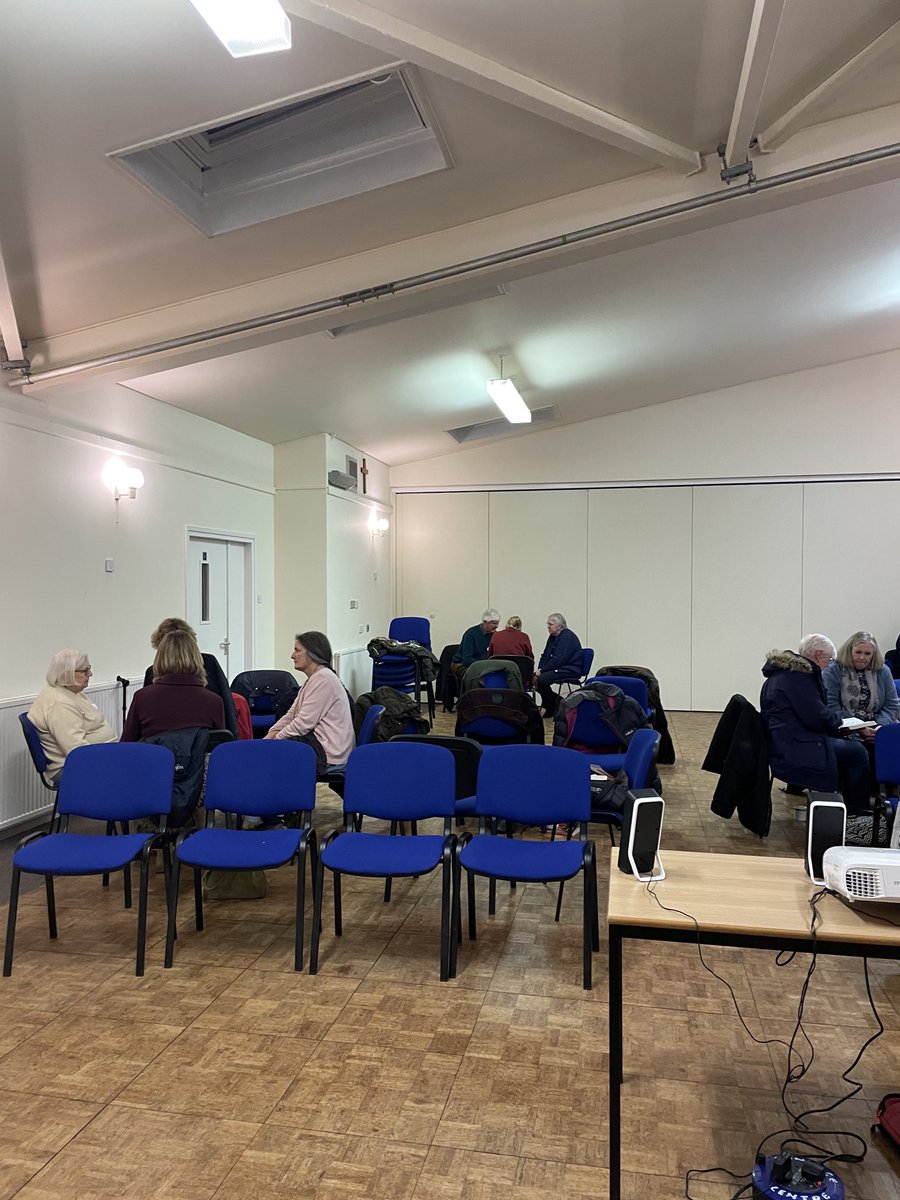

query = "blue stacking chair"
[
  {"left": 552, "top": 647, "right": 595, "bottom": 701},
  {"left": 18, "top": 712, "right": 59, "bottom": 796},
  {"left": 459, "top": 745, "right": 599, "bottom": 989},
  {"left": 389, "top": 616, "right": 431, "bottom": 649},
  {"left": 589, "top": 675, "right": 653, "bottom": 718},
  {"left": 164, "top": 740, "right": 318, "bottom": 972},
  {"left": 309, "top": 741, "right": 458, "bottom": 980},
  {"left": 391, "top": 734, "right": 482, "bottom": 825},
  {"left": 3, "top": 742, "right": 175, "bottom": 977},
  {"left": 554, "top": 728, "right": 661, "bottom": 846},
  {"left": 874, "top": 724, "right": 900, "bottom": 840}
]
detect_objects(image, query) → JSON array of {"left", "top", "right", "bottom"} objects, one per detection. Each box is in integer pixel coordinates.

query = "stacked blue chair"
[
  {"left": 371, "top": 617, "right": 435, "bottom": 723},
  {"left": 164, "top": 740, "right": 318, "bottom": 971},
  {"left": 4, "top": 742, "right": 175, "bottom": 977},
  {"left": 389, "top": 616, "right": 431, "bottom": 648},
  {"left": 459, "top": 745, "right": 599, "bottom": 989},
  {"left": 310, "top": 741, "right": 458, "bottom": 980}
]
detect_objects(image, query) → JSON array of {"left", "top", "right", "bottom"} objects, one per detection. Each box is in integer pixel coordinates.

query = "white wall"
[
  {"left": 1, "top": 384, "right": 275, "bottom": 699},
  {"left": 391, "top": 348, "right": 900, "bottom": 711}
]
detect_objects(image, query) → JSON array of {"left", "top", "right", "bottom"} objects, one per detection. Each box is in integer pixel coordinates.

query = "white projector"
[{"left": 822, "top": 846, "right": 900, "bottom": 902}]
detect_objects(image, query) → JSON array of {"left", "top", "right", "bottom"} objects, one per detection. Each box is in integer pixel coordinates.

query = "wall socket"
[{"left": 349, "top": 598, "right": 359, "bottom": 609}]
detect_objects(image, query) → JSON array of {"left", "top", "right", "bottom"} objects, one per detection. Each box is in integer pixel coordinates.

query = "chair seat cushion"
[
  {"left": 321, "top": 832, "right": 448, "bottom": 877},
  {"left": 589, "top": 753, "right": 626, "bottom": 772},
  {"left": 14, "top": 832, "right": 153, "bottom": 875},
  {"left": 176, "top": 828, "right": 304, "bottom": 870},
  {"left": 460, "top": 834, "right": 585, "bottom": 882}
]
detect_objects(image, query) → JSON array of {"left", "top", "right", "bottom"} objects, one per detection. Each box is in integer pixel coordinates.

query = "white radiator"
[
  {"left": 0, "top": 678, "right": 133, "bottom": 833},
  {"left": 333, "top": 646, "right": 372, "bottom": 698}
]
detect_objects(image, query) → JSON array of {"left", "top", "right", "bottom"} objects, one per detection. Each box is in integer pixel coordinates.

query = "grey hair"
[
  {"left": 836, "top": 631, "right": 883, "bottom": 670},
  {"left": 798, "top": 633, "right": 836, "bottom": 661},
  {"left": 547, "top": 613, "right": 567, "bottom": 629},
  {"left": 482, "top": 609, "right": 500, "bottom": 623},
  {"left": 46, "top": 648, "right": 90, "bottom": 688}
]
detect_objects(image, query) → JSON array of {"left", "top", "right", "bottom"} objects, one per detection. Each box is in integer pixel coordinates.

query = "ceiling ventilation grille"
[
  {"left": 446, "top": 406, "right": 561, "bottom": 446},
  {"left": 110, "top": 67, "right": 450, "bottom": 236}
]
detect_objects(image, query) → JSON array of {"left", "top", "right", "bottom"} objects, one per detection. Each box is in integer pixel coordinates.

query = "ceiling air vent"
[
  {"left": 110, "top": 67, "right": 450, "bottom": 236},
  {"left": 446, "top": 406, "right": 561, "bottom": 446}
]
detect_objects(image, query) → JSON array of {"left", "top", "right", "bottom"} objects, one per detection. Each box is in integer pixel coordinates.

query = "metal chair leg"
[
  {"left": 3, "top": 867, "right": 22, "bottom": 976},
  {"left": 333, "top": 872, "right": 342, "bottom": 936},
  {"left": 467, "top": 871, "right": 477, "bottom": 940},
  {"left": 164, "top": 859, "right": 181, "bottom": 968},
  {"left": 193, "top": 867, "right": 203, "bottom": 931},
  {"left": 45, "top": 875, "right": 58, "bottom": 938},
  {"left": 309, "top": 853, "right": 325, "bottom": 975},
  {"left": 135, "top": 852, "right": 151, "bottom": 977},
  {"left": 294, "top": 843, "right": 306, "bottom": 972}
]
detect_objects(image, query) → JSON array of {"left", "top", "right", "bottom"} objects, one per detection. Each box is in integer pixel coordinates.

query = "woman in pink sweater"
[{"left": 265, "top": 631, "right": 355, "bottom": 771}]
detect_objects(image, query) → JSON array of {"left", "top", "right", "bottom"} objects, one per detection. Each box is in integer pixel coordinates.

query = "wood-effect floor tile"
[
  {"left": 216, "top": 1127, "right": 429, "bottom": 1199},
  {"left": 14, "top": 1104, "right": 259, "bottom": 1199},
  {"left": 411, "top": 1148, "right": 607, "bottom": 1200},
  {"left": 433, "top": 1057, "right": 607, "bottom": 1166},
  {"left": 115, "top": 1027, "right": 315, "bottom": 1121},
  {"left": 0, "top": 1090, "right": 100, "bottom": 1200},
  {"left": 0, "top": 1014, "right": 181, "bottom": 1103},
  {"left": 62, "top": 962, "right": 243, "bottom": 1026},
  {"left": 322, "top": 979, "right": 484, "bottom": 1054},
  {"left": 164, "top": 916, "right": 283, "bottom": 968},
  {"left": 192, "top": 969, "right": 360, "bottom": 1039},
  {"left": 270, "top": 1042, "right": 462, "bottom": 1144},
  {"left": 0, "top": 951, "right": 126, "bottom": 1011},
  {"left": 0, "top": 1004, "right": 58, "bottom": 1058},
  {"left": 466, "top": 992, "right": 607, "bottom": 1071}
]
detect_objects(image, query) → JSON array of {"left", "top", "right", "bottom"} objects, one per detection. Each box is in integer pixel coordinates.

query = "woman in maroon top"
[
  {"left": 122, "top": 630, "right": 225, "bottom": 741},
  {"left": 490, "top": 615, "right": 533, "bottom": 659}
]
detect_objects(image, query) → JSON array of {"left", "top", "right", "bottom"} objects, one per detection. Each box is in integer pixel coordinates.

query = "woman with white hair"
[
  {"left": 823, "top": 631, "right": 899, "bottom": 739},
  {"left": 27, "top": 649, "right": 116, "bottom": 781}
]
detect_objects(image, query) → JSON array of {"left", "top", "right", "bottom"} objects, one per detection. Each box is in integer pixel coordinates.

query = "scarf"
[{"left": 840, "top": 667, "right": 881, "bottom": 720}]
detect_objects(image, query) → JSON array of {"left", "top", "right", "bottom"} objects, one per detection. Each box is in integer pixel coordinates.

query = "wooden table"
[{"left": 606, "top": 849, "right": 900, "bottom": 1200}]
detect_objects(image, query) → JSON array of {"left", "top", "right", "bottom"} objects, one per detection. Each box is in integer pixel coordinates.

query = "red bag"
[{"left": 873, "top": 1093, "right": 900, "bottom": 1156}]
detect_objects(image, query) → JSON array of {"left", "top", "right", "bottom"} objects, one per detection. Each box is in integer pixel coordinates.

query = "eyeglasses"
[{"left": 75, "top": 667, "right": 92, "bottom": 675}]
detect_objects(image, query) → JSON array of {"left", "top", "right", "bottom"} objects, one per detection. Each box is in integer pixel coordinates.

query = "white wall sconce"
[
  {"left": 368, "top": 510, "right": 390, "bottom": 537},
  {"left": 103, "top": 458, "right": 144, "bottom": 523}
]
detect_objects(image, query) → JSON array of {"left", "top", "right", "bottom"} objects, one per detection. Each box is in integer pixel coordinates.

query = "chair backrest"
[
  {"left": 500, "top": 654, "right": 534, "bottom": 686},
  {"left": 230, "top": 670, "right": 299, "bottom": 714},
  {"left": 580, "top": 648, "right": 595, "bottom": 680},
  {"left": 204, "top": 740, "right": 318, "bottom": 817},
  {"left": 623, "top": 728, "right": 661, "bottom": 789},
  {"left": 344, "top": 742, "right": 455, "bottom": 820},
  {"left": 462, "top": 659, "right": 523, "bottom": 694},
  {"left": 391, "top": 734, "right": 482, "bottom": 801},
  {"left": 456, "top": 687, "right": 543, "bottom": 745},
  {"left": 568, "top": 699, "right": 622, "bottom": 750},
  {"left": 19, "top": 712, "right": 57, "bottom": 791},
  {"left": 875, "top": 723, "right": 900, "bottom": 786},
  {"left": 356, "top": 703, "right": 386, "bottom": 746},
  {"left": 57, "top": 743, "right": 175, "bottom": 821},
  {"left": 590, "top": 675, "right": 650, "bottom": 714},
  {"left": 476, "top": 745, "right": 591, "bottom": 825},
  {"left": 389, "top": 616, "right": 431, "bottom": 649}
]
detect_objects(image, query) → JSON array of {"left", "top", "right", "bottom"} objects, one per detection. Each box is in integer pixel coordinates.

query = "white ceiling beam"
[
  {"left": 757, "top": 18, "right": 900, "bottom": 152},
  {"left": 724, "top": 0, "right": 786, "bottom": 169},
  {"left": 0, "top": 236, "right": 25, "bottom": 365},
  {"left": 283, "top": 0, "right": 701, "bottom": 173}
]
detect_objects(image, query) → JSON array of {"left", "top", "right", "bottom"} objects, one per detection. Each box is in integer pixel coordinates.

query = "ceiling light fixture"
[
  {"left": 189, "top": 0, "right": 291, "bottom": 58},
  {"left": 486, "top": 356, "right": 531, "bottom": 424}
]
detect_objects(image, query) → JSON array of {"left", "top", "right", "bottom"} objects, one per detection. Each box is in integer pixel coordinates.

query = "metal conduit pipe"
[{"left": 13, "top": 139, "right": 900, "bottom": 387}]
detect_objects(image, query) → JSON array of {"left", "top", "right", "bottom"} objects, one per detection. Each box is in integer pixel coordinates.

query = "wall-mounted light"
[
  {"left": 189, "top": 0, "right": 292, "bottom": 58},
  {"left": 487, "top": 355, "right": 531, "bottom": 424},
  {"left": 368, "top": 510, "right": 390, "bottom": 537},
  {"left": 103, "top": 457, "right": 145, "bottom": 500}
]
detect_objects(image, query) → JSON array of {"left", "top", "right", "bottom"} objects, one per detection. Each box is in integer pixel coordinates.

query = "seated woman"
[
  {"left": 28, "top": 649, "right": 117, "bottom": 782},
  {"left": 490, "top": 615, "right": 533, "bottom": 659},
  {"left": 761, "top": 634, "right": 870, "bottom": 814},
  {"left": 142, "top": 617, "right": 238, "bottom": 738},
  {"left": 265, "top": 632, "right": 355, "bottom": 773},
  {"left": 823, "top": 631, "right": 899, "bottom": 752},
  {"left": 534, "top": 613, "right": 583, "bottom": 719},
  {"left": 123, "top": 630, "right": 225, "bottom": 740}
]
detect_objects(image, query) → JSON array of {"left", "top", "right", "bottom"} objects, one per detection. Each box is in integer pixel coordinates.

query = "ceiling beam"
[
  {"left": 0, "top": 236, "right": 25, "bottom": 366},
  {"left": 724, "top": 0, "right": 786, "bottom": 169},
  {"left": 757, "top": 18, "right": 900, "bottom": 152},
  {"left": 283, "top": 0, "right": 701, "bottom": 173}
]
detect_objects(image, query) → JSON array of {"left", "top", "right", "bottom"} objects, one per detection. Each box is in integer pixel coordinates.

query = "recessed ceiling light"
[{"left": 189, "top": 0, "right": 291, "bottom": 58}]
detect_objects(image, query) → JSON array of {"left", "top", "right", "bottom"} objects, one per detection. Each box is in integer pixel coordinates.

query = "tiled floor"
[{"left": 0, "top": 712, "right": 898, "bottom": 1198}]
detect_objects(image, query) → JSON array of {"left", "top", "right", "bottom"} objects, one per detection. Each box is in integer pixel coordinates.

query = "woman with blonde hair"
[
  {"left": 122, "top": 630, "right": 225, "bottom": 741},
  {"left": 489, "top": 615, "right": 533, "bottom": 659},
  {"left": 27, "top": 649, "right": 116, "bottom": 781},
  {"left": 823, "top": 630, "right": 899, "bottom": 741},
  {"left": 142, "top": 616, "right": 237, "bottom": 737}
]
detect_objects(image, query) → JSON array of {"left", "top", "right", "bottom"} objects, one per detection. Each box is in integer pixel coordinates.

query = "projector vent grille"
[{"left": 844, "top": 867, "right": 884, "bottom": 899}]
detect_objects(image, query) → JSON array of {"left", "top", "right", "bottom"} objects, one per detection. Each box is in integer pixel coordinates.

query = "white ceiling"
[{"left": 3, "top": 0, "right": 900, "bottom": 465}]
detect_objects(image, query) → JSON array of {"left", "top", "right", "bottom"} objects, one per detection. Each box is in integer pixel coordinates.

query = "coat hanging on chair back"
[
  {"left": 353, "top": 687, "right": 429, "bottom": 740},
  {"left": 553, "top": 681, "right": 649, "bottom": 751}
]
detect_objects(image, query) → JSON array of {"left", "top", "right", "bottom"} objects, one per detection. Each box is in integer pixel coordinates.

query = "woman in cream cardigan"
[{"left": 28, "top": 649, "right": 116, "bottom": 781}]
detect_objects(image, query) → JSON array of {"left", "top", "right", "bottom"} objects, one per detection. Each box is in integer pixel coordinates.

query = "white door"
[{"left": 186, "top": 536, "right": 250, "bottom": 681}]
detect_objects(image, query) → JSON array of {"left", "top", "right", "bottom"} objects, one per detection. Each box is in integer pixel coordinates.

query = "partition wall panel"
[
  {"left": 801, "top": 481, "right": 900, "bottom": 654},
  {"left": 588, "top": 487, "right": 693, "bottom": 710},
  {"left": 396, "top": 491, "right": 489, "bottom": 656},
  {"left": 488, "top": 490, "right": 588, "bottom": 653},
  {"left": 691, "top": 484, "right": 803, "bottom": 711}
]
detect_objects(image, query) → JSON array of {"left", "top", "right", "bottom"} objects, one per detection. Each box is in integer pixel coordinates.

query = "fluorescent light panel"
[
  {"left": 189, "top": 0, "right": 291, "bottom": 58},
  {"left": 486, "top": 377, "right": 531, "bottom": 423}
]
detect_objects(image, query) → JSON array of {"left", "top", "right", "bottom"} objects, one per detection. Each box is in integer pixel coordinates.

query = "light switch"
[{"left": 104, "top": 558, "right": 115, "bottom": 573}]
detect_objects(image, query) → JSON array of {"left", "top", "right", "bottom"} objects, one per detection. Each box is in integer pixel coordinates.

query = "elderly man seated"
[{"left": 760, "top": 633, "right": 870, "bottom": 814}]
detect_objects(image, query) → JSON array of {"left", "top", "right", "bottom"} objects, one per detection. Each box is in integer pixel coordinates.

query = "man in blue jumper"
[{"left": 535, "top": 612, "right": 583, "bottom": 718}]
